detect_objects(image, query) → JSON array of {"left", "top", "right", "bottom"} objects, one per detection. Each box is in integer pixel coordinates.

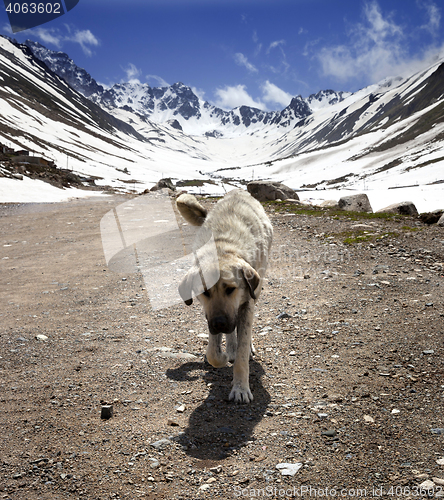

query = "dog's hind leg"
[
  {"left": 229, "top": 299, "right": 254, "bottom": 403},
  {"left": 250, "top": 340, "right": 256, "bottom": 358},
  {"left": 206, "top": 333, "right": 228, "bottom": 368},
  {"left": 225, "top": 331, "right": 237, "bottom": 363}
]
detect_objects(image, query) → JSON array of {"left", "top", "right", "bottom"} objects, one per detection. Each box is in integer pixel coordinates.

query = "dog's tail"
[{"left": 176, "top": 194, "right": 207, "bottom": 226}]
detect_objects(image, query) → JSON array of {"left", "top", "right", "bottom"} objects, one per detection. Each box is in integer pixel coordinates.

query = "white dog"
[{"left": 176, "top": 190, "right": 273, "bottom": 403}]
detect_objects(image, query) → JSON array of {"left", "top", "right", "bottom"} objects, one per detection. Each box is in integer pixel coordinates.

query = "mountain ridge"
[{"left": 23, "top": 39, "right": 348, "bottom": 136}]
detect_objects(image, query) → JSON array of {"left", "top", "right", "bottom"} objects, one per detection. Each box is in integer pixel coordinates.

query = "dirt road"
[{"left": 1, "top": 194, "right": 443, "bottom": 499}]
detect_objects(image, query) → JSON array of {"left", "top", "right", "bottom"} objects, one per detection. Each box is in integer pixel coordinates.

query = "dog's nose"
[{"left": 209, "top": 316, "right": 229, "bottom": 334}]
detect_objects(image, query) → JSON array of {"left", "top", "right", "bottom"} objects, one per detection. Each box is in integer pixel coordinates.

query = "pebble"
[
  {"left": 101, "top": 405, "right": 113, "bottom": 419},
  {"left": 277, "top": 311, "right": 291, "bottom": 319},
  {"left": 423, "top": 350, "right": 435, "bottom": 355},
  {"left": 321, "top": 430, "right": 337, "bottom": 438},
  {"left": 437, "top": 458, "right": 444, "bottom": 466},
  {"left": 157, "top": 352, "right": 198, "bottom": 361},
  {"left": 176, "top": 404, "right": 186, "bottom": 413},
  {"left": 276, "top": 463, "right": 303, "bottom": 476},
  {"left": 364, "top": 415, "right": 375, "bottom": 423},
  {"left": 36, "top": 334, "right": 48, "bottom": 341},
  {"left": 431, "top": 429, "right": 444, "bottom": 435},
  {"left": 418, "top": 480, "right": 435, "bottom": 490},
  {"left": 150, "top": 438, "right": 171, "bottom": 450},
  {"left": 148, "top": 458, "right": 160, "bottom": 469}
]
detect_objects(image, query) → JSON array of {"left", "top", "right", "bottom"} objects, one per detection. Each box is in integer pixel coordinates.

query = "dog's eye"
[
  {"left": 225, "top": 287, "right": 236, "bottom": 296},
  {"left": 203, "top": 290, "right": 210, "bottom": 298}
]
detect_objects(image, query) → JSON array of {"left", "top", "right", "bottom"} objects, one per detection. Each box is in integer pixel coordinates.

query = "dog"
[{"left": 176, "top": 189, "right": 273, "bottom": 403}]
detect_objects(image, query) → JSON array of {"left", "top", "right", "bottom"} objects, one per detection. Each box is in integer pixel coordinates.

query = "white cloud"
[
  {"left": 213, "top": 85, "right": 266, "bottom": 111},
  {"left": 122, "top": 63, "right": 142, "bottom": 84},
  {"left": 10, "top": 25, "right": 100, "bottom": 56},
  {"left": 66, "top": 29, "right": 99, "bottom": 57},
  {"left": 146, "top": 74, "right": 170, "bottom": 87},
  {"left": 33, "top": 28, "right": 63, "bottom": 48},
  {"left": 267, "top": 40, "right": 285, "bottom": 54},
  {"left": 192, "top": 86, "right": 206, "bottom": 100},
  {"left": 315, "top": 1, "right": 443, "bottom": 86},
  {"left": 261, "top": 81, "right": 292, "bottom": 107},
  {"left": 419, "top": 1, "right": 441, "bottom": 36},
  {"left": 234, "top": 52, "right": 258, "bottom": 73}
]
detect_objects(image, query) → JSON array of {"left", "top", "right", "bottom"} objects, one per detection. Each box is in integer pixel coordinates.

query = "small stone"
[
  {"left": 276, "top": 463, "right": 303, "bottom": 476},
  {"left": 423, "top": 350, "right": 435, "bottom": 355},
  {"left": 418, "top": 480, "right": 435, "bottom": 490},
  {"left": 391, "top": 409, "right": 400, "bottom": 414},
  {"left": 437, "top": 458, "right": 444, "bottom": 466},
  {"left": 148, "top": 458, "right": 160, "bottom": 469},
  {"left": 150, "top": 438, "right": 171, "bottom": 450},
  {"left": 433, "top": 478, "right": 444, "bottom": 486},
  {"left": 364, "top": 415, "right": 375, "bottom": 423},
  {"left": 176, "top": 404, "right": 186, "bottom": 413},
  {"left": 101, "top": 405, "right": 113, "bottom": 420},
  {"left": 277, "top": 311, "right": 291, "bottom": 320},
  {"left": 431, "top": 428, "right": 444, "bottom": 435},
  {"left": 36, "top": 334, "right": 48, "bottom": 341},
  {"left": 321, "top": 430, "right": 337, "bottom": 438}
]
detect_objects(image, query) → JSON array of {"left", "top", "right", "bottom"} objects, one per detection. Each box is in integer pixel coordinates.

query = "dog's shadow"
[{"left": 166, "top": 359, "right": 270, "bottom": 461}]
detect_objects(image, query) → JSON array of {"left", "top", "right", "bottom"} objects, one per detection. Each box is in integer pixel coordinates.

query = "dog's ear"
[
  {"left": 176, "top": 194, "right": 207, "bottom": 226},
  {"left": 241, "top": 264, "right": 261, "bottom": 300},
  {"left": 178, "top": 270, "right": 195, "bottom": 306}
]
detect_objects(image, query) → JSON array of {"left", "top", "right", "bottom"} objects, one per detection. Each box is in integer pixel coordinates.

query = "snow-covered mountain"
[
  {"left": 1, "top": 35, "right": 444, "bottom": 209},
  {"left": 23, "top": 40, "right": 346, "bottom": 136},
  {"left": 24, "top": 40, "right": 104, "bottom": 97}
]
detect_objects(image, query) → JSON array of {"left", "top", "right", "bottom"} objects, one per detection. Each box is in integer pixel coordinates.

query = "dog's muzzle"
[{"left": 209, "top": 315, "right": 232, "bottom": 335}]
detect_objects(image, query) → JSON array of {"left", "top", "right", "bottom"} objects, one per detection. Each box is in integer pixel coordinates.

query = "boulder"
[
  {"left": 247, "top": 181, "right": 298, "bottom": 201},
  {"left": 338, "top": 194, "right": 372, "bottom": 213},
  {"left": 419, "top": 210, "right": 444, "bottom": 225},
  {"left": 376, "top": 201, "right": 418, "bottom": 216},
  {"left": 438, "top": 213, "right": 444, "bottom": 227},
  {"left": 319, "top": 200, "right": 339, "bottom": 209},
  {"left": 150, "top": 178, "right": 175, "bottom": 192}
]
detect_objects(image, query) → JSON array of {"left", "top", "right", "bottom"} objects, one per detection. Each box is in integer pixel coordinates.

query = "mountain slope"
[
  {"left": 0, "top": 36, "right": 226, "bottom": 193},
  {"left": 1, "top": 35, "right": 443, "bottom": 201}
]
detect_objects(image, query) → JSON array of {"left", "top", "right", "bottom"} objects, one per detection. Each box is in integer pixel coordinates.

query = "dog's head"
[{"left": 178, "top": 256, "right": 260, "bottom": 335}]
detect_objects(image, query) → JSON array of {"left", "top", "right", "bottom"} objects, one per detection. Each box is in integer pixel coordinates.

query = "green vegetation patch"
[{"left": 264, "top": 200, "right": 407, "bottom": 221}]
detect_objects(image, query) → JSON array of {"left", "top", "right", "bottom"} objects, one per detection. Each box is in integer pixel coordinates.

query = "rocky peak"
[{"left": 24, "top": 39, "right": 103, "bottom": 97}]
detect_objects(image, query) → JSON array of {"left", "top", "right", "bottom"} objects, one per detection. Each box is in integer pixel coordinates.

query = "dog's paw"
[
  {"left": 229, "top": 384, "right": 253, "bottom": 404},
  {"left": 206, "top": 352, "right": 228, "bottom": 368}
]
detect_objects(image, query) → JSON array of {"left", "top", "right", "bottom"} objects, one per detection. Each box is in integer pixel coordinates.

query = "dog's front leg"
[
  {"left": 225, "top": 331, "right": 237, "bottom": 363},
  {"left": 206, "top": 333, "right": 228, "bottom": 368},
  {"left": 229, "top": 300, "right": 254, "bottom": 403}
]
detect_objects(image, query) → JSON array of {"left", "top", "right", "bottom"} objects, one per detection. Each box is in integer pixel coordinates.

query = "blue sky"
[{"left": 2, "top": 0, "right": 444, "bottom": 110}]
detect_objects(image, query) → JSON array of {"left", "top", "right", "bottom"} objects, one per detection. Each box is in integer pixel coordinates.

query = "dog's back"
[{"left": 177, "top": 190, "right": 273, "bottom": 275}]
